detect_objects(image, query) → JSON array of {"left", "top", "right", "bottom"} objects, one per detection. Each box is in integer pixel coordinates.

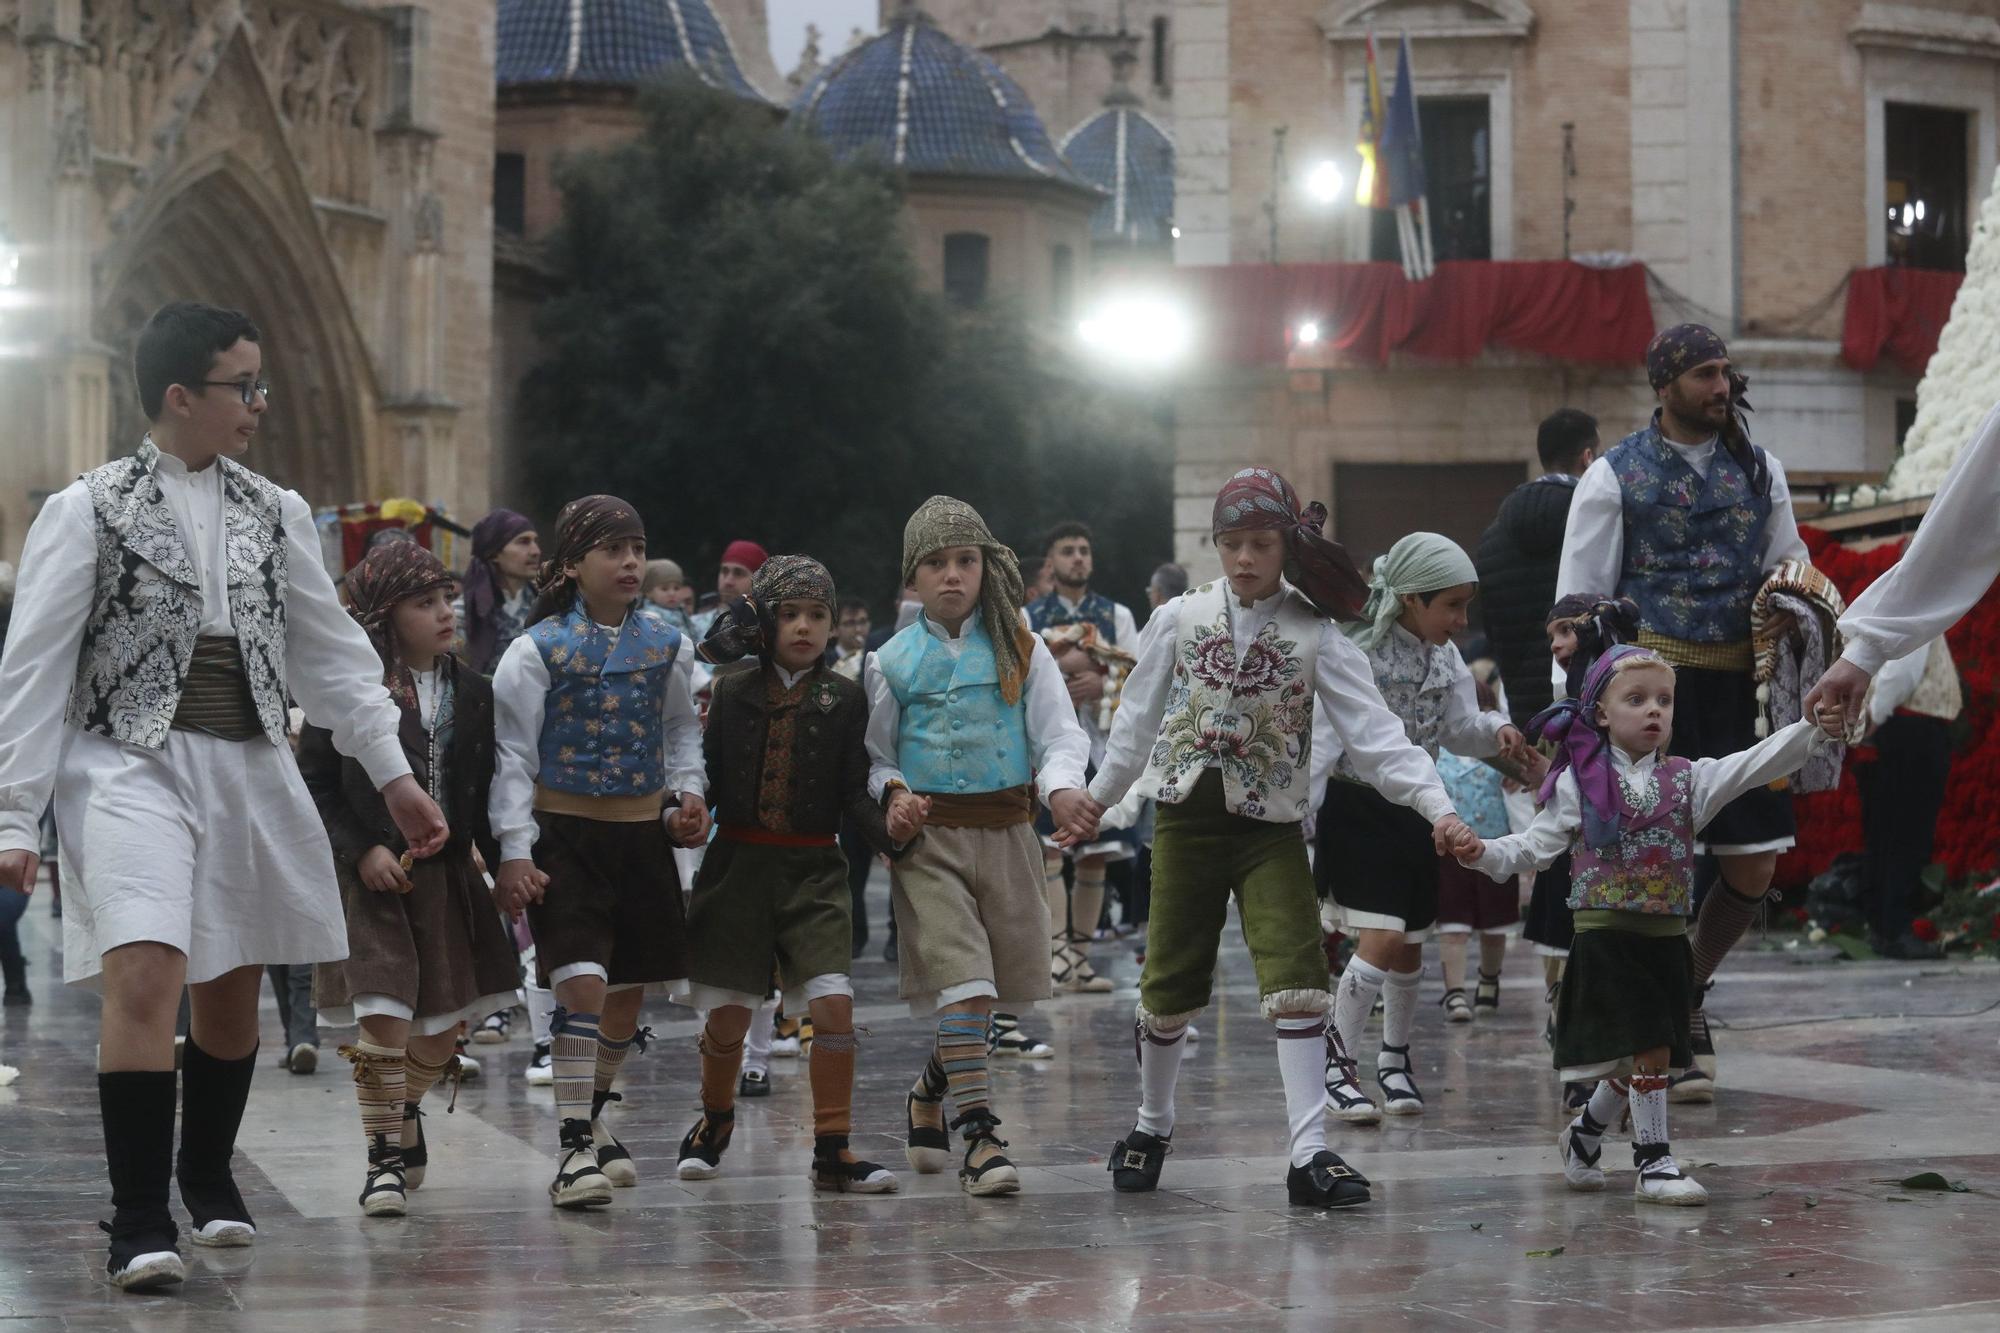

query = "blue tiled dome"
[
  {"left": 791, "top": 9, "right": 1095, "bottom": 192},
  {"left": 1062, "top": 100, "right": 1175, "bottom": 245},
  {"left": 497, "top": 0, "right": 767, "bottom": 100}
]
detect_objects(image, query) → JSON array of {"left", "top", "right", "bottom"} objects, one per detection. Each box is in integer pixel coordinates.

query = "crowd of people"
[{"left": 0, "top": 302, "right": 1985, "bottom": 1294}]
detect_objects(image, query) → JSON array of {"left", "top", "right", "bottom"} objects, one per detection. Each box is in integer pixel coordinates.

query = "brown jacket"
[{"left": 702, "top": 662, "right": 894, "bottom": 853}]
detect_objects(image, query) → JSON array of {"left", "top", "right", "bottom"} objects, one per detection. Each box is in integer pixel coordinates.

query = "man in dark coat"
[{"left": 1474, "top": 408, "right": 1599, "bottom": 726}]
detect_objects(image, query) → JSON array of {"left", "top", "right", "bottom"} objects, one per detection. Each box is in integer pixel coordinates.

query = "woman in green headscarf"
[{"left": 1319, "top": 531, "right": 1529, "bottom": 1125}]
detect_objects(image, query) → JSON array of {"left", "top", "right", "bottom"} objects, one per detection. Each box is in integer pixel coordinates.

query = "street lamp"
[
  {"left": 1305, "top": 160, "right": 1345, "bottom": 206},
  {"left": 1077, "top": 291, "right": 1195, "bottom": 373}
]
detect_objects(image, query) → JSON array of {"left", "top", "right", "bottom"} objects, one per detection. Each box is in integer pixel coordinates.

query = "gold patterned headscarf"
[{"left": 900, "top": 495, "right": 1033, "bottom": 704}]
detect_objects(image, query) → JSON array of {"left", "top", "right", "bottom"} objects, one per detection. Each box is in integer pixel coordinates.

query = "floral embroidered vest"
[
  {"left": 1609, "top": 422, "right": 1771, "bottom": 643},
  {"left": 1567, "top": 756, "right": 1696, "bottom": 916},
  {"left": 1026, "top": 589, "right": 1120, "bottom": 642},
  {"left": 1139, "top": 580, "right": 1319, "bottom": 823},
  {"left": 65, "top": 441, "right": 291, "bottom": 750},
  {"left": 529, "top": 604, "right": 683, "bottom": 796},
  {"left": 1333, "top": 627, "right": 1459, "bottom": 780},
  {"left": 876, "top": 616, "right": 1031, "bottom": 795}
]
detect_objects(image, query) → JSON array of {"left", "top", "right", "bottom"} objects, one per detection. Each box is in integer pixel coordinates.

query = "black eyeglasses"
[{"left": 197, "top": 379, "right": 271, "bottom": 406}]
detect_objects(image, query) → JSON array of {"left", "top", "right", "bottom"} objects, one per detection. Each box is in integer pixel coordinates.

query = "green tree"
[{"left": 517, "top": 78, "right": 1172, "bottom": 618}]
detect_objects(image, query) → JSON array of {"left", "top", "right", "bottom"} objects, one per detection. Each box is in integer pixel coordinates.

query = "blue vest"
[
  {"left": 1026, "top": 589, "right": 1119, "bottom": 642},
  {"left": 529, "top": 603, "right": 683, "bottom": 796},
  {"left": 876, "top": 616, "right": 1032, "bottom": 795},
  {"left": 1609, "top": 421, "right": 1771, "bottom": 643}
]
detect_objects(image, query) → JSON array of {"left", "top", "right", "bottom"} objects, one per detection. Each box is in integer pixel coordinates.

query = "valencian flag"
[
  {"left": 1379, "top": 33, "right": 1436, "bottom": 280},
  {"left": 1355, "top": 32, "right": 1387, "bottom": 209}
]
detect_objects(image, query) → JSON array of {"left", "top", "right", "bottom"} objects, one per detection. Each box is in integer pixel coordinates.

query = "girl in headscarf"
[
  {"left": 489, "top": 494, "right": 710, "bottom": 1210},
  {"left": 302, "top": 541, "right": 519, "bottom": 1219},
  {"left": 1318, "top": 532, "right": 1527, "bottom": 1124},
  {"left": 1459, "top": 645, "right": 1836, "bottom": 1206},
  {"left": 1087, "top": 469, "right": 1476, "bottom": 1209},
  {"left": 456, "top": 509, "right": 541, "bottom": 674}
]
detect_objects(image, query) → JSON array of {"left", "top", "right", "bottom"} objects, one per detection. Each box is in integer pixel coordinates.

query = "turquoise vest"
[
  {"left": 876, "top": 616, "right": 1031, "bottom": 795},
  {"left": 528, "top": 603, "right": 683, "bottom": 797}
]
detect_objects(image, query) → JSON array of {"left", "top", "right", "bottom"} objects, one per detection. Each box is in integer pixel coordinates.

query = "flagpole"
[{"left": 1401, "top": 30, "right": 1436, "bottom": 279}]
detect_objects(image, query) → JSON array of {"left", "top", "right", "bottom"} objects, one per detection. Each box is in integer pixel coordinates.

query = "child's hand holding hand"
[
  {"left": 886, "top": 790, "right": 931, "bottom": 844},
  {"left": 1048, "top": 789, "right": 1104, "bottom": 848},
  {"left": 1431, "top": 814, "right": 1481, "bottom": 862},
  {"left": 666, "top": 792, "right": 711, "bottom": 848},
  {"left": 359, "top": 845, "right": 414, "bottom": 894},
  {"left": 1495, "top": 725, "right": 1529, "bottom": 765},
  {"left": 493, "top": 858, "right": 549, "bottom": 921}
]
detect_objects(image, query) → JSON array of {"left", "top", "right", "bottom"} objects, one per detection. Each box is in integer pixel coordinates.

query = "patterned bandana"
[
  {"left": 1645, "top": 322, "right": 1729, "bottom": 391},
  {"left": 1548, "top": 594, "right": 1641, "bottom": 699},
  {"left": 698, "top": 555, "right": 838, "bottom": 665},
  {"left": 1527, "top": 643, "right": 1669, "bottom": 851},
  {"left": 1345, "top": 531, "right": 1478, "bottom": 652},
  {"left": 533, "top": 495, "right": 644, "bottom": 621},
  {"left": 344, "top": 540, "right": 458, "bottom": 704},
  {"left": 1210, "top": 467, "right": 1369, "bottom": 621},
  {"left": 462, "top": 507, "right": 534, "bottom": 672},
  {"left": 900, "top": 495, "right": 1032, "bottom": 704}
]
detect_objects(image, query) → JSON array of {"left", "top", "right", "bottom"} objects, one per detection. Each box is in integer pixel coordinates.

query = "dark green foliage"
[{"left": 516, "top": 77, "right": 1172, "bottom": 618}]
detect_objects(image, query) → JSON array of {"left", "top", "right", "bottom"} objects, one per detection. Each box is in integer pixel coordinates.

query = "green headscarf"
[{"left": 1344, "top": 532, "right": 1478, "bottom": 652}]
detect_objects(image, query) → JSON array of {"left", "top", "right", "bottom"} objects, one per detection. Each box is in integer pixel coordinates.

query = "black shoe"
[
  {"left": 401, "top": 1103, "right": 428, "bottom": 1190},
  {"left": 359, "top": 1136, "right": 407, "bottom": 1217},
  {"left": 1107, "top": 1129, "right": 1171, "bottom": 1193},
  {"left": 811, "top": 1135, "right": 898, "bottom": 1194},
  {"left": 675, "top": 1108, "right": 735, "bottom": 1181},
  {"left": 1, "top": 952, "right": 28, "bottom": 1006},
  {"left": 1474, "top": 971, "right": 1500, "bottom": 1012},
  {"left": 100, "top": 1213, "right": 184, "bottom": 1291},
  {"left": 1286, "top": 1150, "right": 1371, "bottom": 1208},
  {"left": 738, "top": 1068, "right": 770, "bottom": 1098}
]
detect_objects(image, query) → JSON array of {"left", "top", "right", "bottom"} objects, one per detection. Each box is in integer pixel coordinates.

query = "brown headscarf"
[
  {"left": 531, "top": 494, "right": 645, "bottom": 623},
  {"left": 344, "top": 540, "right": 458, "bottom": 708},
  {"left": 900, "top": 496, "right": 1034, "bottom": 704},
  {"left": 1210, "top": 467, "right": 1369, "bottom": 620},
  {"left": 698, "top": 555, "right": 839, "bottom": 665}
]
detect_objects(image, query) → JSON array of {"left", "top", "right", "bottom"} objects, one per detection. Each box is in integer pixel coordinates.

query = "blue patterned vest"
[
  {"left": 528, "top": 604, "right": 683, "bottom": 796},
  {"left": 1609, "top": 421, "right": 1771, "bottom": 643},
  {"left": 876, "top": 616, "right": 1031, "bottom": 795},
  {"left": 1026, "top": 589, "right": 1120, "bottom": 642},
  {"left": 1567, "top": 756, "right": 1696, "bottom": 916}
]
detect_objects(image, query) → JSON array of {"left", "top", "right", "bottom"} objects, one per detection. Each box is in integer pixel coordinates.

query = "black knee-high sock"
[
  {"left": 100, "top": 1070, "right": 179, "bottom": 1243},
  {"left": 177, "top": 1039, "right": 257, "bottom": 1225}
]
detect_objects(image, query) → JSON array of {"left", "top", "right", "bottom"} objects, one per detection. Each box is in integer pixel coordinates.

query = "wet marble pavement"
[{"left": 2, "top": 878, "right": 1997, "bottom": 1332}]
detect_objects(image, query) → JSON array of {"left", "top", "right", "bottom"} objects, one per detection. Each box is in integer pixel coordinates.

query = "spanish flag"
[{"left": 1355, "top": 32, "right": 1388, "bottom": 209}]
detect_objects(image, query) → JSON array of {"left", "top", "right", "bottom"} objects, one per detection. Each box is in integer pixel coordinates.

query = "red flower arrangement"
[
  {"left": 1776, "top": 528, "right": 2000, "bottom": 891},
  {"left": 1909, "top": 917, "right": 1940, "bottom": 943}
]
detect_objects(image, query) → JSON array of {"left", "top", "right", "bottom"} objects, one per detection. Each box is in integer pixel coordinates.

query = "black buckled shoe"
[
  {"left": 1107, "top": 1128, "right": 1171, "bottom": 1193},
  {"left": 1286, "top": 1150, "right": 1371, "bottom": 1208},
  {"left": 675, "top": 1108, "right": 734, "bottom": 1181},
  {"left": 100, "top": 1211, "right": 184, "bottom": 1292},
  {"left": 810, "top": 1135, "right": 898, "bottom": 1194}
]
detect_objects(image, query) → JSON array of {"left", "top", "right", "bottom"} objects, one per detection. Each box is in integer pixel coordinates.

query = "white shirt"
[
  {"left": 488, "top": 627, "right": 706, "bottom": 863},
  {"left": 1088, "top": 589, "right": 1457, "bottom": 826},
  {"left": 1469, "top": 719, "right": 1826, "bottom": 882},
  {"left": 0, "top": 456, "right": 411, "bottom": 855},
  {"left": 1865, "top": 641, "right": 1933, "bottom": 727},
  {"left": 1840, "top": 400, "right": 2000, "bottom": 675},
  {"left": 1553, "top": 436, "right": 1809, "bottom": 690},
  {"left": 862, "top": 613, "right": 1090, "bottom": 804}
]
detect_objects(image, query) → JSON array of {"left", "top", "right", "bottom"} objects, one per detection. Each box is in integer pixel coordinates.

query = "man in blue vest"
[
  {"left": 1554, "top": 323, "right": 1811, "bottom": 1104},
  {"left": 1026, "top": 522, "right": 1139, "bottom": 996}
]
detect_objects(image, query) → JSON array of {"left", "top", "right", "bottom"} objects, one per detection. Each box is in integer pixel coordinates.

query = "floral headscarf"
[
  {"left": 345, "top": 540, "right": 458, "bottom": 708},
  {"left": 1210, "top": 467, "right": 1368, "bottom": 621}
]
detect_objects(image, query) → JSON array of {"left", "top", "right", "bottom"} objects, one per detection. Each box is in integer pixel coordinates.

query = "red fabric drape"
[
  {"left": 1169, "top": 260, "right": 1656, "bottom": 368},
  {"left": 338, "top": 515, "right": 441, "bottom": 573},
  {"left": 1839, "top": 266, "right": 1962, "bottom": 375},
  {"left": 1776, "top": 526, "right": 2000, "bottom": 891}
]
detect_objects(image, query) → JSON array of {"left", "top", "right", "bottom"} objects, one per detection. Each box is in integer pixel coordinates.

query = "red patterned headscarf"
[{"left": 1210, "top": 467, "right": 1368, "bottom": 620}]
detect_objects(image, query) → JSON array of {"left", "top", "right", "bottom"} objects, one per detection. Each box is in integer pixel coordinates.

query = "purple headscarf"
[
  {"left": 1526, "top": 643, "right": 1670, "bottom": 851},
  {"left": 461, "top": 508, "right": 534, "bottom": 672}
]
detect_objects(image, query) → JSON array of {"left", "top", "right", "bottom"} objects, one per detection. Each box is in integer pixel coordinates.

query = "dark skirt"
[
  {"left": 1671, "top": 667, "right": 1794, "bottom": 850},
  {"left": 1522, "top": 853, "right": 1577, "bottom": 953},
  {"left": 526, "top": 812, "right": 688, "bottom": 987},
  {"left": 1315, "top": 779, "right": 1439, "bottom": 933},
  {"left": 315, "top": 845, "right": 519, "bottom": 1021},
  {"left": 1436, "top": 856, "right": 1520, "bottom": 932},
  {"left": 1553, "top": 926, "right": 1694, "bottom": 1077}
]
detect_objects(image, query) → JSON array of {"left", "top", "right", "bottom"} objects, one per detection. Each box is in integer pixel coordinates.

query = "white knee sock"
[
  {"left": 1275, "top": 1016, "right": 1330, "bottom": 1168},
  {"left": 1333, "top": 958, "right": 1387, "bottom": 1057},
  {"left": 1583, "top": 1078, "right": 1625, "bottom": 1134},
  {"left": 528, "top": 984, "right": 557, "bottom": 1045},
  {"left": 1629, "top": 1072, "right": 1670, "bottom": 1152},
  {"left": 1134, "top": 1020, "right": 1190, "bottom": 1138},
  {"left": 743, "top": 996, "right": 778, "bottom": 1074},
  {"left": 1379, "top": 968, "right": 1422, "bottom": 1054}
]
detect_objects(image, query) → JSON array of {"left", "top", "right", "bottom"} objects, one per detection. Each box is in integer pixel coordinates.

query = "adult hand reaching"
[
  {"left": 1803, "top": 659, "right": 1873, "bottom": 735},
  {"left": 0, "top": 850, "right": 38, "bottom": 896}
]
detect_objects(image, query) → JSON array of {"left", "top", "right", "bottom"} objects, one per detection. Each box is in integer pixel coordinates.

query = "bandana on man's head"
[
  {"left": 1646, "top": 323, "right": 1730, "bottom": 391},
  {"left": 1527, "top": 643, "right": 1671, "bottom": 851},
  {"left": 721, "top": 539, "right": 769, "bottom": 572},
  {"left": 345, "top": 540, "right": 458, "bottom": 704},
  {"left": 532, "top": 495, "right": 645, "bottom": 622},
  {"left": 900, "top": 495, "right": 1032, "bottom": 704},
  {"left": 1210, "top": 467, "right": 1369, "bottom": 621}
]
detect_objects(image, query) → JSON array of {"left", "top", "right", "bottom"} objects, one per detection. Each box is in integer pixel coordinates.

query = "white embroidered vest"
[
  {"left": 1138, "top": 580, "right": 1321, "bottom": 823},
  {"left": 1332, "top": 628, "right": 1459, "bottom": 781},
  {"left": 64, "top": 442, "right": 292, "bottom": 749}
]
